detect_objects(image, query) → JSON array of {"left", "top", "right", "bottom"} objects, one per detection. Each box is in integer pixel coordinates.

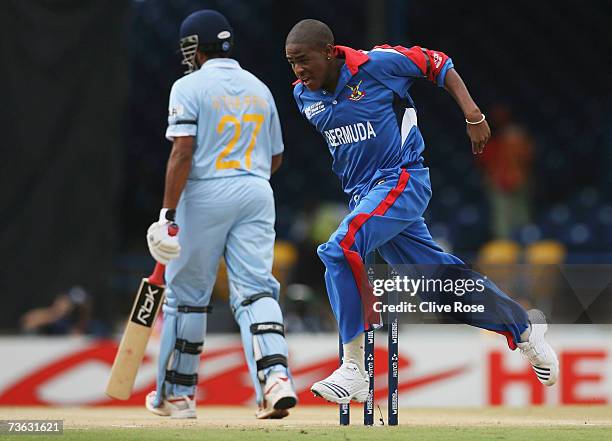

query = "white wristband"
[
  {"left": 466, "top": 113, "right": 486, "bottom": 125},
  {"left": 159, "top": 208, "right": 176, "bottom": 222}
]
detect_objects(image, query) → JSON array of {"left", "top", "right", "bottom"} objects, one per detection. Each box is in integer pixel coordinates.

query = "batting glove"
[{"left": 147, "top": 209, "right": 180, "bottom": 265}]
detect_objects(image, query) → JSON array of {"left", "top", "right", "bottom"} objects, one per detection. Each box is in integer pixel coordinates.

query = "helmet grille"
[{"left": 180, "top": 34, "right": 199, "bottom": 74}]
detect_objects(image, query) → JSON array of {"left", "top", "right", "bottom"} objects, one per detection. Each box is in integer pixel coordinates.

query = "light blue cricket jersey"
[{"left": 166, "top": 58, "right": 284, "bottom": 181}]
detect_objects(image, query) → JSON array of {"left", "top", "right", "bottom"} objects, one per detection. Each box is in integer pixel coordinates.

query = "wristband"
[
  {"left": 159, "top": 208, "right": 176, "bottom": 222},
  {"left": 466, "top": 113, "right": 486, "bottom": 125}
]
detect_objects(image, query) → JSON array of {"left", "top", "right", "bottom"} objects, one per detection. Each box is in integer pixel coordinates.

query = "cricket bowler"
[
  {"left": 285, "top": 19, "right": 559, "bottom": 404},
  {"left": 145, "top": 10, "right": 297, "bottom": 419}
]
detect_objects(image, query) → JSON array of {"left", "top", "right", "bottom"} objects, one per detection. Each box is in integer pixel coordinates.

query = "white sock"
[
  {"left": 520, "top": 324, "right": 532, "bottom": 343},
  {"left": 343, "top": 336, "right": 365, "bottom": 374}
]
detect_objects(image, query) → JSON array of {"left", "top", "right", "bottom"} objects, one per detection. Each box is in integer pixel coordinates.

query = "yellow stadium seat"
[
  {"left": 524, "top": 240, "right": 566, "bottom": 265},
  {"left": 477, "top": 239, "right": 521, "bottom": 265}
]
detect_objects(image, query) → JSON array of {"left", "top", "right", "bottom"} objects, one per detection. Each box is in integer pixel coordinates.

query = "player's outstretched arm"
[
  {"left": 443, "top": 68, "right": 491, "bottom": 154},
  {"left": 163, "top": 136, "right": 195, "bottom": 209}
]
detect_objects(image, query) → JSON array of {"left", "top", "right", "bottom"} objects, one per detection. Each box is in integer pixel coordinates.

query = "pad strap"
[
  {"left": 250, "top": 322, "right": 285, "bottom": 337},
  {"left": 165, "top": 370, "right": 198, "bottom": 386},
  {"left": 175, "top": 338, "right": 203, "bottom": 354},
  {"left": 178, "top": 305, "right": 213, "bottom": 313},
  {"left": 256, "top": 354, "right": 288, "bottom": 372},
  {"left": 240, "top": 292, "right": 274, "bottom": 307}
]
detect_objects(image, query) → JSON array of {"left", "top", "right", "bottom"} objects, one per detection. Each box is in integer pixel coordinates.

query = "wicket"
[{"left": 339, "top": 257, "right": 399, "bottom": 426}]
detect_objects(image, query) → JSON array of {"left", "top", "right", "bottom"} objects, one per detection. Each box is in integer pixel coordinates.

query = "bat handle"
[{"left": 148, "top": 223, "right": 179, "bottom": 285}]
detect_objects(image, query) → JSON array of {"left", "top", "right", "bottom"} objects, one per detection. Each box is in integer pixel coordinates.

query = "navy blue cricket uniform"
[{"left": 293, "top": 45, "right": 529, "bottom": 346}]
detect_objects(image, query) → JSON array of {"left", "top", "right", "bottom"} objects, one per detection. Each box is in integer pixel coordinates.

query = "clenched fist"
[{"left": 146, "top": 210, "right": 180, "bottom": 265}]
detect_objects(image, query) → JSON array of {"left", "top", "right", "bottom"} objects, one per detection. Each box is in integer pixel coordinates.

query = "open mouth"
[{"left": 301, "top": 77, "right": 312, "bottom": 87}]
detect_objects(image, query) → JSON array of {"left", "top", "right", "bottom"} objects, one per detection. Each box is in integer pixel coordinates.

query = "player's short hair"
[{"left": 286, "top": 19, "right": 334, "bottom": 49}]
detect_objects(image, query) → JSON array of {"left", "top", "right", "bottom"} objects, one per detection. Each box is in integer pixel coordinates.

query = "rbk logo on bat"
[{"left": 130, "top": 282, "right": 163, "bottom": 327}]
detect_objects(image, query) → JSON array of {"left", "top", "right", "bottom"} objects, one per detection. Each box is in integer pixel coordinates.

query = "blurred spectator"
[
  {"left": 20, "top": 286, "right": 108, "bottom": 336},
  {"left": 479, "top": 105, "right": 535, "bottom": 238}
]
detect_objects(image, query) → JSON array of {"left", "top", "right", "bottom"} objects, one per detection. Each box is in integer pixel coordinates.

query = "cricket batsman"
[
  {"left": 285, "top": 19, "right": 559, "bottom": 403},
  {"left": 144, "top": 10, "right": 297, "bottom": 419}
]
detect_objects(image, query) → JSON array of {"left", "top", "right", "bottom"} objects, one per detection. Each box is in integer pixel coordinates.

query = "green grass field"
[{"left": 1, "top": 406, "right": 610, "bottom": 441}]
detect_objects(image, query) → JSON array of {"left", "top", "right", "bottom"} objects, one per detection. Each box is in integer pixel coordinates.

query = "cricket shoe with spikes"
[
  {"left": 145, "top": 391, "right": 196, "bottom": 419},
  {"left": 311, "top": 361, "right": 369, "bottom": 404},
  {"left": 256, "top": 372, "right": 298, "bottom": 419},
  {"left": 517, "top": 309, "right": 559, "bottom": 386}
]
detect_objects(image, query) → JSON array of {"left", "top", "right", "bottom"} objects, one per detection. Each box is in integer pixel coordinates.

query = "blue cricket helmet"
[{"left": 179, "top": 10, "right": 234, "bottom": 74}]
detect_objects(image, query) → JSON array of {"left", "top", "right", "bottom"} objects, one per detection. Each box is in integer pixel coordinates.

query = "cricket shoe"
[
  {"left": 311, "top": 362, "right": 369, "bottom": 404},
  {"left": 145, "top": 391, "right": 196, "bottom": 419},
  {"left": 517, "top": 309, "right": 559, "bottom": 386},
  {"left": 255, "top": 372, "right": 298, "bottom": 419}
]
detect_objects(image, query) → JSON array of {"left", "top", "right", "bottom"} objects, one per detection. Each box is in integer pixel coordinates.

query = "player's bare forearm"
[
  {"left": 162, "top": 136, "right": 194, "bottom": 209},
  {"left": 444, "top": 68, "right": 481, "bottom": 120},
  {"left": 443, "top": 68, "right": 490, "bottom": 154},
  {"left": 271, "top": 153, "right": 283, "bottom": 174}
]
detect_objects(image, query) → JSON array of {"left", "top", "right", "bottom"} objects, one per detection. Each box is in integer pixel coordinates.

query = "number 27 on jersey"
[{"left": 215, "top": 113, "right": 264, "bottom": 170}]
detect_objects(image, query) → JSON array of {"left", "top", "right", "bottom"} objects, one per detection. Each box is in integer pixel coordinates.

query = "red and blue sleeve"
[{"left": 366, "top": 45, "right": 454, "bottom": 90}]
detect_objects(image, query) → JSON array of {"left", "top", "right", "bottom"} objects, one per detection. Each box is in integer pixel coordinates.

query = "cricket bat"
[{"left": 105, "top": 225, "right": 178, "bottom": 400}]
